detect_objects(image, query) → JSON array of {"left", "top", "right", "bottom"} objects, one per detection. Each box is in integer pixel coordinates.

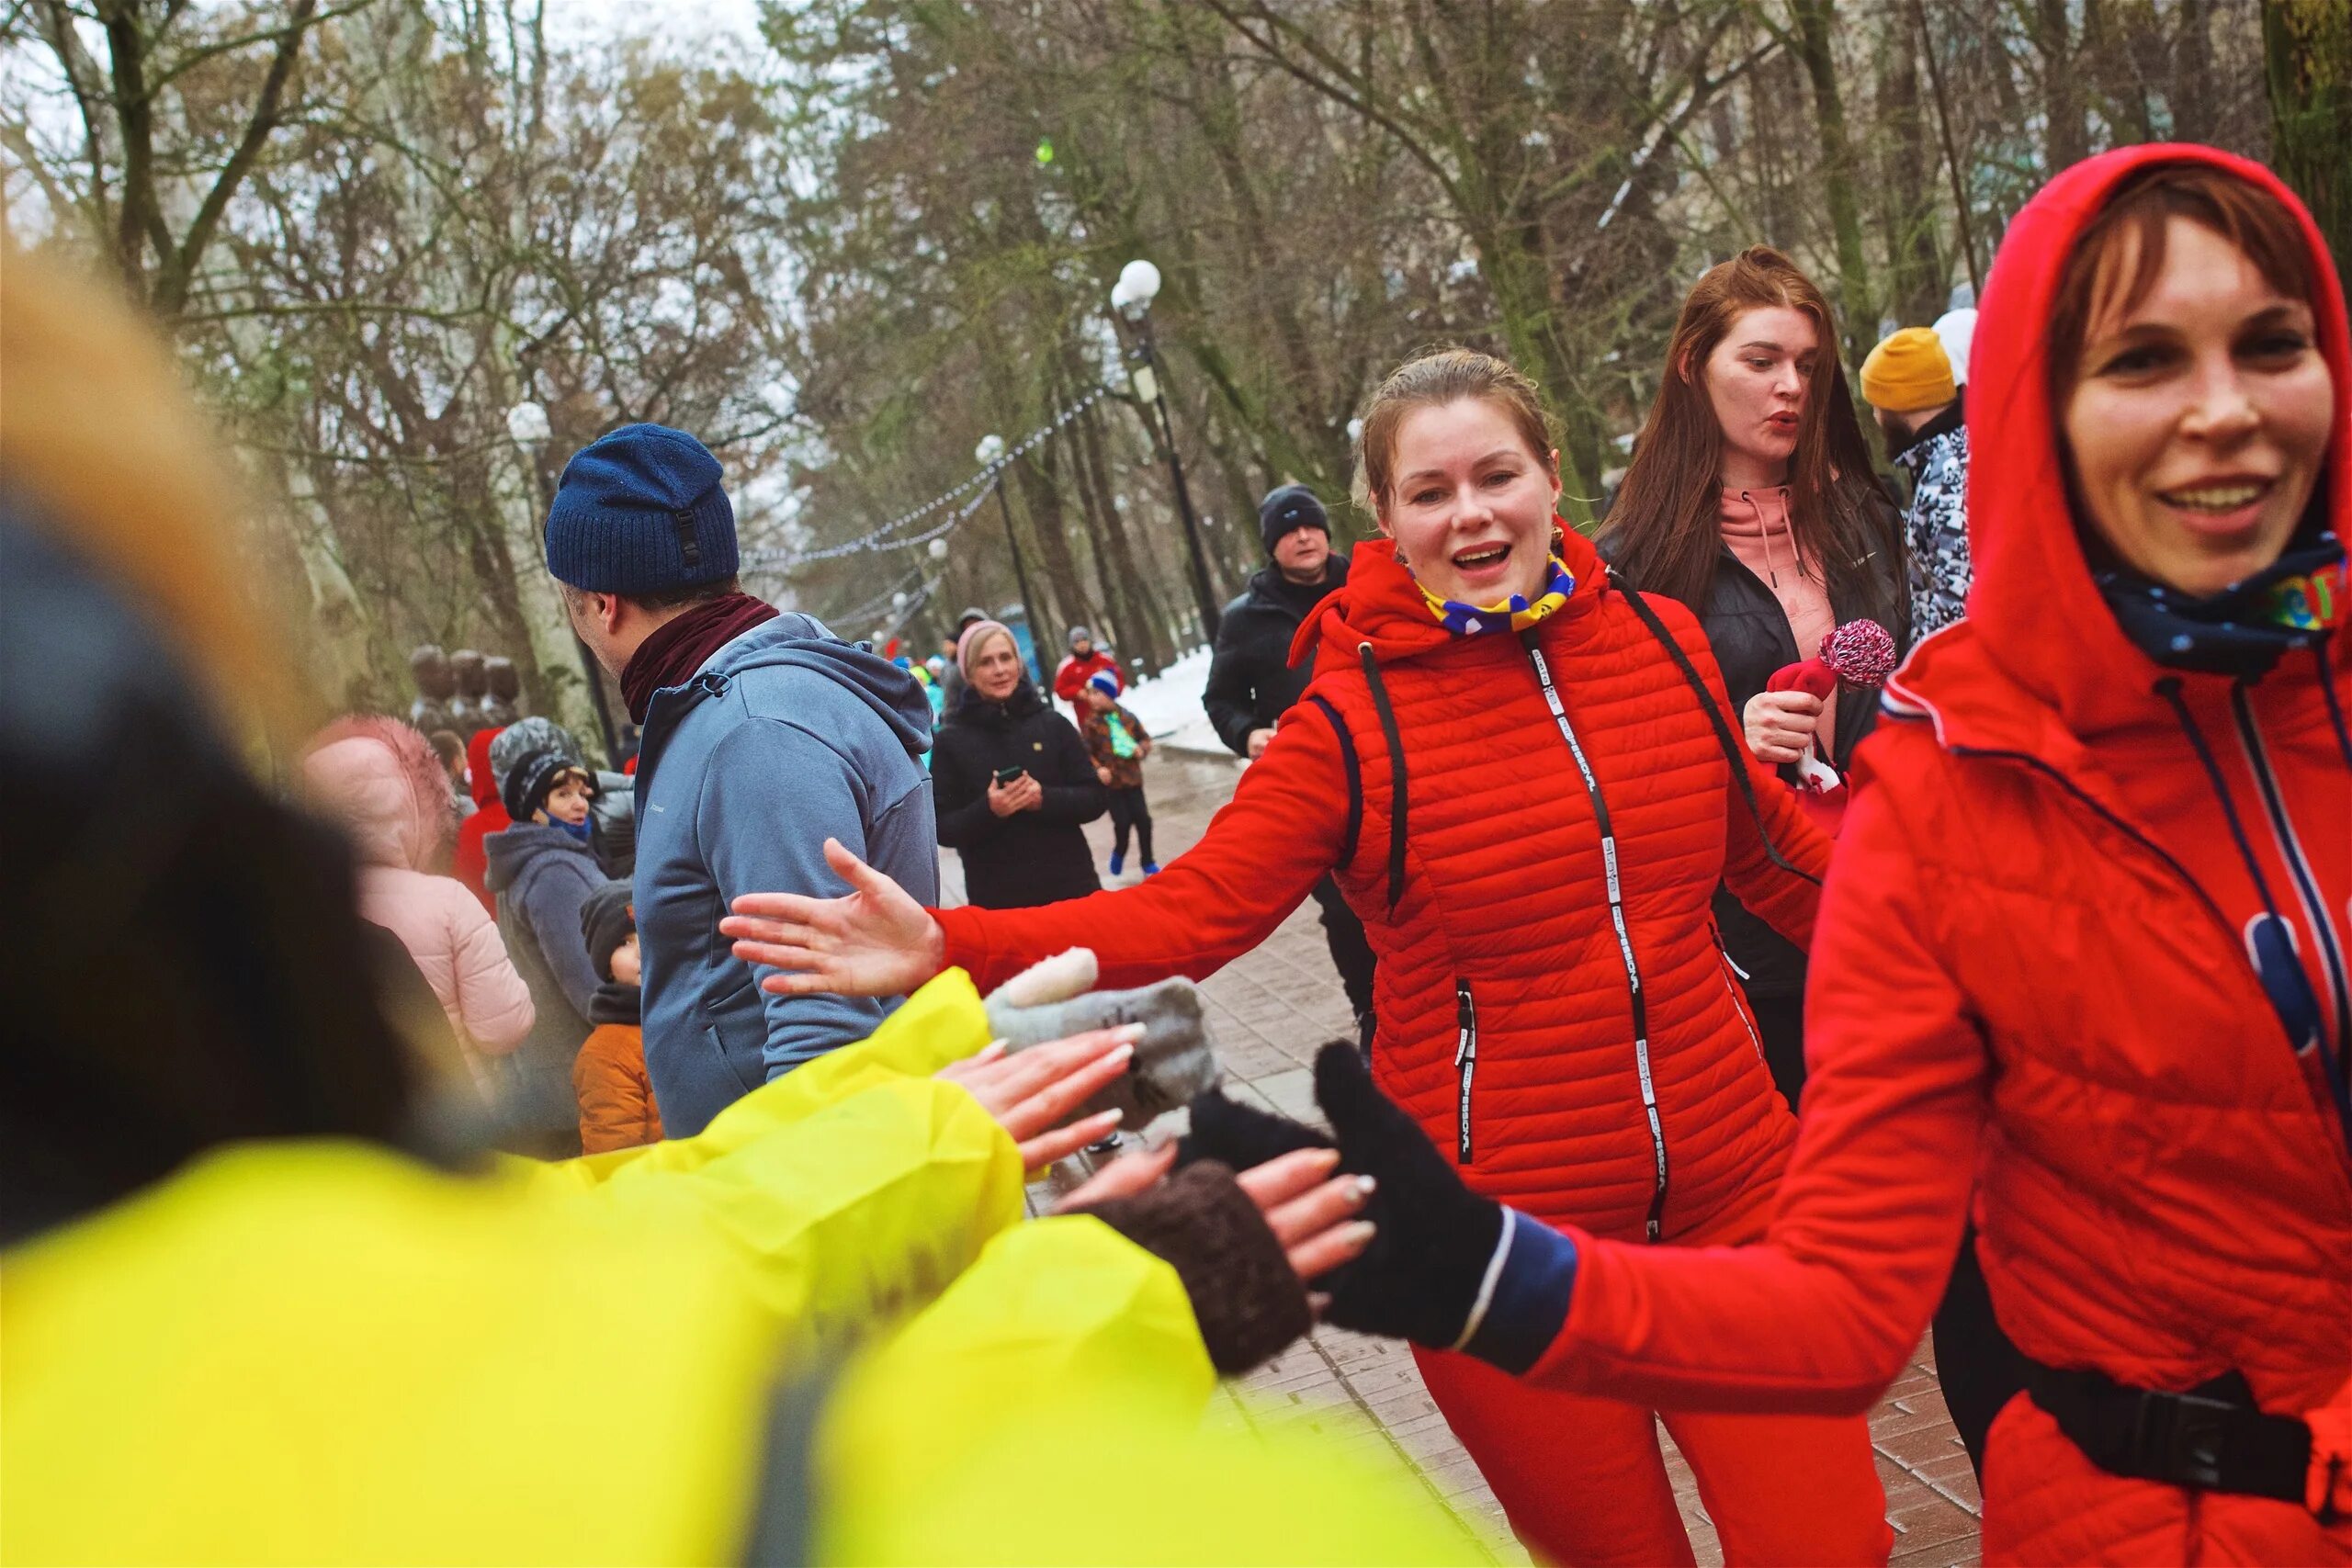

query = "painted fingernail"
[
  {"left": 1093, "top": 1107, "right": 1125, "bottom": 1126},
  {"left": 1113, "top": 1022, "right": 1148, "bottom": 1043},
  {"left": 1340, "top": 1221, "right": 1377, "bottom": 1246},
  {"left": 1352, "top": 1175, "right": 1377, "bottom": 1200},
  {"left": 1107, "top": 1043, "right": 1136, "bottom": 1066}
]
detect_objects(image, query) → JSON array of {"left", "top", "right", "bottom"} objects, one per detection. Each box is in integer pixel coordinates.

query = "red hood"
[
  {"left": 465, "top": 726, "right": 502, "bottom": 807},
  {"left": 1289, "top": 523, "right": 1606, "bottom": 671},
  {"left": 1892, "top": 143, "right": 2350, "bottom": 744}
]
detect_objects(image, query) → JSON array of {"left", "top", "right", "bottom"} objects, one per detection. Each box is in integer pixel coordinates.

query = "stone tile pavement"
[{"left": 947, "top": 750, "right": 1982, "bottom": 1565}]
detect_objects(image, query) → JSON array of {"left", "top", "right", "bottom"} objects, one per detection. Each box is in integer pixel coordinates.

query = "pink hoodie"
[
  {"left": 302, "top": 717, "right": 535, "bottom": 1054},
  {"left": 1720, "top": 486, "right": 1839, "bottom": 749}
]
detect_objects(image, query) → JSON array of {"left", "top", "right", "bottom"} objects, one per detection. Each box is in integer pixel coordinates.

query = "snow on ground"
[{"left": 1115, "top": 645, "right": 1233, "bottom": 756}]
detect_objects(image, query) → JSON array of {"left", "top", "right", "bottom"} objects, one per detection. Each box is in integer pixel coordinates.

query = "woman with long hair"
[
  {"left": 1176, "top": 146, "right": 2352, "bottom": 1564},
  {"left": 726, "top": 348, "right": 1893, "bottom": 1564},
  {"left": 1603, "top": 245, "right": 1909, "bottom": 1111}
]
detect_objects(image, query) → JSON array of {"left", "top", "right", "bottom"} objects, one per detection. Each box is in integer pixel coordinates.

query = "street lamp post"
[
  {"left": 508, "top": 400, "right": 622, "bottom": 768},
  {"left": 1110, "top": 258, "right": 1221, "bottom": 642},
  {"left": 975, "top": 433, "right": 1049, "bottom": 682}
]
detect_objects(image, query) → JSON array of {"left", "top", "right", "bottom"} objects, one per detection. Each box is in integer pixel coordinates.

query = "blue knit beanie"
[{"left": 543, "top": 423, "right": 738, "bottom": 594}]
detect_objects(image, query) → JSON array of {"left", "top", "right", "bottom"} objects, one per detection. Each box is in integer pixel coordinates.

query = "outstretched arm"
[
  {"left": 1530, "top": 762, "right": 1984, "bottom": 1410},
  {"left": 725, "top": 705, "right": 1353, "bottom": 998}
]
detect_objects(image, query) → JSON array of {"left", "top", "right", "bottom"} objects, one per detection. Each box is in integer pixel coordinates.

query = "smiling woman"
[{"left": 724, "top": 349, "right": 1896, "bottom": 1565}]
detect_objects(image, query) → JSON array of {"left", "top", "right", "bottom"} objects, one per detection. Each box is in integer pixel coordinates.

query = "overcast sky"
[{"left": 545, "top": 0, "right": 766, "bottom": 51}]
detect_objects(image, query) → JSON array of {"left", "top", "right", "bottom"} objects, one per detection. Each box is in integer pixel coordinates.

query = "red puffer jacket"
[
  {"left": 452, "top": 726, "right": 507, "bottom": 915},
  {"left": 938, "top": 523, "right": 1829, "bottom": 1239},
  {"left": 1531, "top": 145, "right": 2352, "bottom": 1562}
]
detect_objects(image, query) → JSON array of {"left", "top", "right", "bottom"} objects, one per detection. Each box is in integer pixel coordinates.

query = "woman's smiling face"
[
  {"left": 1376, "top": 397, "right": 1561, "bottom": 605},
  {"left": 2062, "top": 215, "right": 2332, "bottom": 594}
]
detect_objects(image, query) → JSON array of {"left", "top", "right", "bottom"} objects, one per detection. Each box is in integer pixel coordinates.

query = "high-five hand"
[{"left": 721, "top": 837, "right": 944, "bottom": 998}]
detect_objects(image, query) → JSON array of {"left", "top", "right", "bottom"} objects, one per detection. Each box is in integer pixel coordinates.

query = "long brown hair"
[{"left": 1601, "top": 246, "right": 1891, "bottom": 612}]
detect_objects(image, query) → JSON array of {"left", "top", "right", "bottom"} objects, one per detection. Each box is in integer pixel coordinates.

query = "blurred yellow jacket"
[{"left": 3, "top": 969, "right": 1478, "bottom": 1565}]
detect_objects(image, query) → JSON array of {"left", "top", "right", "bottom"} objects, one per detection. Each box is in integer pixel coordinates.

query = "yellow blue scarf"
[{"left": 1419, "top": 555, "right": 1576, "bottom": 637}]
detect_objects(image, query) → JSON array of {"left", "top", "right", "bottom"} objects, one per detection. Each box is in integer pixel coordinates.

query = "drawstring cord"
[
  {"left": 2154, "top": 677, "right": 2291, "bottom": 926},
  {"left": 2317, "top": 633, "right": 2352, "bottom": 772}
]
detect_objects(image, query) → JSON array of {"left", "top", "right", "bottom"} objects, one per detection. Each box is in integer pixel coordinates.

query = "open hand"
[
  {"left": 936, "top": 1025, "right": 1140, "bottom": 1168},
  {"left": 1058, "top": 1142, "right": 1374, "bottom": 1283},
  {"left": 1743, "top": 688, "right": 1825, "bottom": 765},
  {"left": 722, "top": 837, "right": 944, "bottom": 998}
]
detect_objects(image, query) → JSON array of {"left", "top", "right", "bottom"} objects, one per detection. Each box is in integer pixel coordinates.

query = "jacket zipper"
[
  {"left": 2229, "top": 688, "right": 2352, "bottom": 1102},
  {"left": 1951, "top": 739, "right": 2352, "bottom": 1162},
  {"left": 1713, "top": 927, "right": 1765, "bottom": 1064},
  {"left": 1454, "top": 980, "right": 1477, "bottom": 1164},
  {"left": 1525, "top": 640, "right": 1669, "bottom": 1242}
]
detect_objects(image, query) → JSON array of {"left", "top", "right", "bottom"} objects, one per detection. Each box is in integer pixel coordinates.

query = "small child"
[
  {"left": 483, "top": 748, "right": 605, "bottom": 1154},
  {"left": 1080, "top": 671, "right": 1158, "bottom": 878},
  {"left": 574, "top": 880, "right": 662, "bottom": 1154}
]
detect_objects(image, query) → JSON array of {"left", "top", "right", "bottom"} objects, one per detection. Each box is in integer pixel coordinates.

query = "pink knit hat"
[{"left": 956, "top": 618, "right": 1016, "bottom": 685}]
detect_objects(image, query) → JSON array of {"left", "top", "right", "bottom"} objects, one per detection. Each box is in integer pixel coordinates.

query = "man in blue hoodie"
[{"left": 545, "top": 423, "right": 938, "bottom": 1136}]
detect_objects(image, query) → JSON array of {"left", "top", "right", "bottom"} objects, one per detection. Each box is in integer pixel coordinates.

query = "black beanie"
[
  {"left": 1258, "top": 484, "right": 1329, "bottom": 554},
  {"left": 578, "top": 880, "right": 636, "bottom": 983},
  {"left": 502, "top": 749, "right": 592, "bottom": 826}
]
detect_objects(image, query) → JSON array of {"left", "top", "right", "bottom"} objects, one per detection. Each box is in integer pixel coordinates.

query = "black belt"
[{"left": 2025, "top": 1360, "right": 2312, "bottom": 1505}]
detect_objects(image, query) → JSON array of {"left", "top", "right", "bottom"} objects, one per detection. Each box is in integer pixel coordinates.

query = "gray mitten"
[{"left": 983, "top": 949, "right": 1222, "bottom": 1125}]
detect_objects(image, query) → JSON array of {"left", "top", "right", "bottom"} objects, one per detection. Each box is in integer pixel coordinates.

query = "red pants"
[{"left": 1415, "top": 1345, "right": 1892, "bottom": 1566}]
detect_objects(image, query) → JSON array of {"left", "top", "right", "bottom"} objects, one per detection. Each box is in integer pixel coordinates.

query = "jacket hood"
[
  {"left": 1290, "top": 525, "right": 1603, "bottom": 671},
  {"left": 701, "top": 613, "right": 933, "bottom": 758},
  {"left": 1896, "top": 144, "right": 2350, "bottom": 741},
  {"left": 481, "top": 818, "right": 589, "bottom": 891},
  {"left": 300, "top": 716, "right": 453, "bottom": 873},
  {"left": 952, "top": 675, "right": 1046, "bottom": 725},
  {"left": 464, "top": 727, "right": 501, "bottom": 807}
]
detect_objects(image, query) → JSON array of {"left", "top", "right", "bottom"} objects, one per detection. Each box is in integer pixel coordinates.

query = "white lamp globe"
[
  {"left": 506, "top": 400, "right": 551, "bottom": 446},
  {"left": 927, "top": 538, "right": 949, "bottom": 561},
  {"left": 1114, "top": 258, "right": 1161, "bottom": 321},
  {"left": 975, "top": 434, "right": 1006, "bottom": 466}
]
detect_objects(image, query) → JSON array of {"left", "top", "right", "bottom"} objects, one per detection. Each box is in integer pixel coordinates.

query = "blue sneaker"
[
  {"left": 1109, "top": 852, "right": 1125, "bottom": 877},
  {"left": 1142, "top": 861, "right": 1160, "bottom": 876}
]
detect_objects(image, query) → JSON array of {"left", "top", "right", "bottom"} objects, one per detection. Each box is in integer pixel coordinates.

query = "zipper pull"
[{"left": 1454, "top": 983, "right": 1475, "bottom": 1066}]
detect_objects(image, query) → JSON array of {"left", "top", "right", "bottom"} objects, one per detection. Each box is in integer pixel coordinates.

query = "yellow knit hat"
[{"left": 1860, "top": 327, "right": 1956, "bottom": 412}]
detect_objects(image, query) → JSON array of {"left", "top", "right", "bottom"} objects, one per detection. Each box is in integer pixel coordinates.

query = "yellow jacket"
[{"left": 3, "top": 970, "right": 1475, "bottom": 1564}]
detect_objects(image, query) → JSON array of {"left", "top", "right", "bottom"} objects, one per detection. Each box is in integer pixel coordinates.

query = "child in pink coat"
[{"left": 301, "top": 717, "right": 535, "bottom": 1077}]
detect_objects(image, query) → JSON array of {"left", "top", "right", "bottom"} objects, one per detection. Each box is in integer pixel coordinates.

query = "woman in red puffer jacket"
[
  {"left": 1205, "top": 146, "right": 2349, "bottom": 1566},
  {"left": 725, "top": 349, "right": 1894, "bottom": 1565}
]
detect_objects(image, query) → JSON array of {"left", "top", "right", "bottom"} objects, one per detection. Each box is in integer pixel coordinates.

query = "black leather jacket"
[{"left": 1608, "top": 495, "right": 1908, "bottom": 997}]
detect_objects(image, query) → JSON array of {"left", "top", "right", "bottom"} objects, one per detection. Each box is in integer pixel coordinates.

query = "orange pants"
[{"left": 1415, "top": 1345, "right": 1892, "bottom": 1566}]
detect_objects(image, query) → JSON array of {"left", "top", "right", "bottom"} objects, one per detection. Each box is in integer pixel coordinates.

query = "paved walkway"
[{"left": 949, "top": 750, "right": 1983, "bottom": 1566}]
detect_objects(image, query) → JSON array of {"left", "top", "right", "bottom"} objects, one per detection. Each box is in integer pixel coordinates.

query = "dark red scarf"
[{"left": 619, "top": 592, "right": 779, "bottom": 721}]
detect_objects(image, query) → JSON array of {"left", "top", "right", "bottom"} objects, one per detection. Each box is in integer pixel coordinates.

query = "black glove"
[
  {"left": 1175, "top": 1086, "right": 1330, "bottom": 1170},
  {"left": 1074, "top": 1160, "right": 1311, "bottom": 1375},
  {"left": 1309, "top": 1042, "right": 1504, "bottom": 1351}
]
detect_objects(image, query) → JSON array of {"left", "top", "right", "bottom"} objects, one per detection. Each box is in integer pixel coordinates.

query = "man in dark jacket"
[
  {"left": 546, "top": 423, "right": 938, "bottom": 1138},
  {"left": 932, "top": 619, "right": 1106, "bottom": 908},
  {"left": 1200, "top": 484, "right": 1375, "bottom": 1032}
]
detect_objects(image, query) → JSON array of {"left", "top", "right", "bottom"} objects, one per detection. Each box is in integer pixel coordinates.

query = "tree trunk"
[
  {"left": 1878, "top": 28, "right": 1946, "bottom": 325},
  {"left": 2265, "top": 0, "right": 2352, "bottom": 269},
  {"left": 1790, "top": 0, "right": 1879, "bottom": 364},
  {"left": 2036, "top": 0, "right": 2088, "bottom": 173},
  {"left": 1073, "top": 403, "right": 1177, "bottom": 673}
]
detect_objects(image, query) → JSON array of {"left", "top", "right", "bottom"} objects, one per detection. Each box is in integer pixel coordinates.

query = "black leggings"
[{"left": 1107, "top": 787, "right": 1153, "bottom": 863}]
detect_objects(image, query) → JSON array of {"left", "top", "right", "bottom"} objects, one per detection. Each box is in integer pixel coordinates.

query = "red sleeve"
[
  {"left": 1689, "top": 623, "right": 1829, "bottom": 946},
  {"left": 934, "top": 704, "right": 1351, "bottom": 993},
  {"left": 1527, "top": 750, "right": 1986, "bottom": 1414}
]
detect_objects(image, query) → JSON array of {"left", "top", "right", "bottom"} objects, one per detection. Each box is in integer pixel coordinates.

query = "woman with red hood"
[
  {"left": 724, "top": 348, "right": 1892, "bottom": 1562},
  {"left": 451, "top": 725, "right": 507, "bottom": 912},
  {"left": 1136, "top": 147, "right": 2351, "bottom": 1565}
]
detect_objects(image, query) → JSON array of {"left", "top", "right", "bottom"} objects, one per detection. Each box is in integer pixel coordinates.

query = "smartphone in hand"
[{"left": 993, "top": 766, "right": 1025, "bottom": 786}]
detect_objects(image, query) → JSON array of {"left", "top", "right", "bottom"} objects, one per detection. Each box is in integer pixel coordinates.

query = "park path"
[{"left": 946, "top": 748, "right": 1982, "bottom": 1566}]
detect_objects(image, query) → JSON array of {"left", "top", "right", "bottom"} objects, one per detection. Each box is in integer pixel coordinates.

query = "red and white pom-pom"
[{"left": 1817, "top": 618, "right": 1897, "bottom": 687}]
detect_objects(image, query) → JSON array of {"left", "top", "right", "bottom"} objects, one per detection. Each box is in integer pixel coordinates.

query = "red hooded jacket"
[
  {"left": 940, "top": 522, "right": 1828, "bottom": 1240},
  {"left": 1529, "top": 146, "right": 2352, "bottom": 1562},
  {"left": 451, "top": 726, "right": 507, "bottom": 915}
]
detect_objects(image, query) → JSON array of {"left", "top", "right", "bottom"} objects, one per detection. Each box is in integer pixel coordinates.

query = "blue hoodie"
[{"left": 632, "top": 614, "right": 938, "bottom": 1136}]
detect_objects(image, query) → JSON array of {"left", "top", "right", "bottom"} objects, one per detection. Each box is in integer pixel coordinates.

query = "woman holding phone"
[{"left": 931, "top": 618, "right": 1108, "bottom": 909}]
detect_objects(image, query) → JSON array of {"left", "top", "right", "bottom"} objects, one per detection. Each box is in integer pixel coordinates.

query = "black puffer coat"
[
  {"left": 932, "top": 679, "right": 1107, "bottom": 908},
  {"left": 1200, "top": 555, "right": 1351, "bottom": 755},
  {"left": 1609, "top": 498, "right": 1908, "bottom": 998}
]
